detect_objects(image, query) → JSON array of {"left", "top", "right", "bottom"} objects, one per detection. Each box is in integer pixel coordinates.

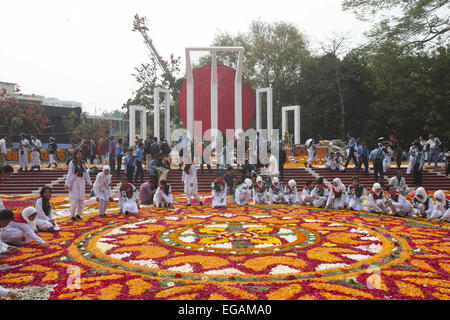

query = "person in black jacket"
[{"left": 47, "top": 137, "right": 58, "bottom": 168}]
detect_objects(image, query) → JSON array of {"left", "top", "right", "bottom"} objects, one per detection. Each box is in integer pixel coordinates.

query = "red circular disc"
[{"left": 178, "top": 64, "right": 255, "bottom": 135}]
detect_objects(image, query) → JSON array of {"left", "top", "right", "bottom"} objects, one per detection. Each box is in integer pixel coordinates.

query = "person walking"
[
  {"left": 426, "top": 134, "right": 441, "bottom": 167},
  {"left": 413, "top": 144, "right": 425, "bottom": 186},
  {"left": 343, "top": 133, "right": 358, "bottom": 170},
  {"left": 356, "top": 141, "right": 369, "bottom": 175},
  {"left": 369, "top": 144, "right": 385, "bottom": 186},
  {"left": 0, "top": 135, "right": 7, "bottom": 167},
  {"left": 48, "top": 137, "right": 58, "bottom": 168}
]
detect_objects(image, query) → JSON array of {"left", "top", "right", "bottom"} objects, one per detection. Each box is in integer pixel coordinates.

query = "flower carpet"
[{"left": 0, "top": 194, "right": 449, "bottom": 300}]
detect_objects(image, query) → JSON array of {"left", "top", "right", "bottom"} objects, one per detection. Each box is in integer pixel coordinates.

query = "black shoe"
[
  {"left": 186, "top": 204, "right": 192, "bottom": 207},
  {"left": 71, "top": 217, "right": 76, "bottom": 221},
  {"left": 47, "top": 164, "right": 51, "bottom": 168},
  {"left": 76, "top": 215, "right": 82, "bottom": 220},
  {"left": 125, "top": 211, "right": 130, "bottom": 215},
  {"left": 199, "top": 201, "right": 203, "bottom": 206}
]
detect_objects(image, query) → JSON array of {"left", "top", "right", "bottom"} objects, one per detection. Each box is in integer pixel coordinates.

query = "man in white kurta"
[
  {"left": 367, "top": 183, "right": 389, "bottom": 214},
  {"left": 406, "top": 143, "right": 416, "bottom": 175},
  {"left": 386, "top": 186, "right": 413, "bottom": 217},
  {"left": 267, "top": 151, "right": 279, "bottom": 183},
  {"left": 347, "top": 178, "right": 366, "bottom": 211},
  {"left": 413, "top": 187, "right": 435, "bottom": 219},
  {"left": 300, "top": 180, "right": 315, "bottom": 205},
  {"left": 18, "top": 134, "right": 30, "bottom": 171},
  {"left": 154, "top": 181, "right": 174, "bottom": 209},
  {"left": 211, "top": 176, "right": 227, "bottom": 208},
  {"left": 389, "top": 170, "right": 408, "bottom": 196},
  {"left": 326, "top": 178, "right": 347, "bottom": 209},
  {"left": 430, "top": 190, "right": 450, "bottom": 222},
  {"left": 65, "top": 155, "right": 92, "bottom": 220},
  {"left": 182, "top": 164, "right": 202, "bottom": 206},
  {"left": 30, "top": 136, "right": 42, "bottom": 170},
  {"left": 268, "top": 177, "right": 284, "bottom": 204},
  {"left": 253, "top": 176, "right": 267, "bottom": 204},
  {"left": 311, "top": 178, "right": 329, "bottom": 208},
  {"left": 93, "top": 166, "right": 113, "bottom": 217},
  {"left": 383, "top": 144, "right": 393, "bottom": 174},
  {"left": 283, "top": 179, "right": 299, "bottom": 204},
  {"left": 235, "top": 179, "right": 253, "bottom": 205}
]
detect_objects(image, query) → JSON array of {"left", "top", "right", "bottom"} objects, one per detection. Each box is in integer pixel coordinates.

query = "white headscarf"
[
  {"left": 245, "top": 178, "right": 253, "bottom": 187},
  {"left": 372, "top": 183, "right": 382, "bottom": 196},
  {"left": 288, "top": 179, "right": 296, "bottom": 189},
  {"left": 101, "top": 165, "right": 111, "bottom": 185},
  {"left": 415, "top": 187, "right": 427, "bottom": 203},
  {"left": 332, "top": 178, "right": 345, "bottom": 193},
  {"left": 272, "top": 177, "right": 279, "bottom": 187},
  {"left": 22, "top": 206, "right": 37, "bottom": 231},
  {"left": 434, "top": 190, "right": 446, "bottom": 203},
  {"left": 256, "top": 176, "right": 264, "bottom": 187}
]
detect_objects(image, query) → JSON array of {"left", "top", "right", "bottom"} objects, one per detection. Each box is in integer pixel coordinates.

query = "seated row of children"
[{"left": 300, "top": 176, "right": 449, "bottom": 222}]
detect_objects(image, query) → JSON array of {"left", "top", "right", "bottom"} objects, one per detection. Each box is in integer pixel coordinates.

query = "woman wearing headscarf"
[
  {"left": 367, "top": 183, "right": 388, "bottom": 214},
  {"left": 1, "top": 207, "right": 48, "bottom": 246},
  {"left": 93, "top": 165, "right": 113, "bottom": 217},
  {"left": 235, "top": 178, "right": 253, "bottom": 205},
  {"left": 412, "top": 187, "right": 435, "bottom": 219},
  {"left": 283, "top": 179, "right": 299, "bottom": 204},
  {"left": 65, "top": 150, "right": 93, "bottom": 221},
  {"left": 253, "top": 176, "right": 267, "bottom": 204},
  {"left": 326, "top": 178, "right": 347, "bottom": 209},
  {"left": 430, "top": 190, "right": 450, "bottom": 222},
  {"left": 385, "top": 185, "right": 413, "bottom": 217},
  {"left": 269, "top": 177, "right": 284, "bottom": 204},
  {"left": 35, "top": 186, "right": 60, "bottom": 231},
  {"left": 300, "top": 180, "right": 315, "bottom": 206}
]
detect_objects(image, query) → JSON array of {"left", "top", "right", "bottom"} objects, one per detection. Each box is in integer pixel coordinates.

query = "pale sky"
[{"left": 0, "top": 0, "right": 371, "bottom": 115}]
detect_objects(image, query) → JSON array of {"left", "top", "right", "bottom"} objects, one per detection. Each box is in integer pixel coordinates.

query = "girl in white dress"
[
  {"left": 311, "top": 177, "right": 329, "bottom": 208},
  {"left": 211, "top": 174, "right": 227, "bottom": 208},
  {"left": 347, "top": 177, "right": 366, "bottom": 211},
  {"left": 35, "top": 186, "right": 60, "bottom": 231},
  {"left": 182, "top": 163, "right": 203, "bottom": 206},
  {"left": 118, "top": 177, "right": 139, "bottom": 214},
  {"left": 430, "top": 190, "right": 450, "bottom": 222},
  {"left": 1, "top": 207, "right": 48, "bottom": 247},
  {"left": 154, "top": 179, "right": 174, "bottom": 209},
  {"left": 283, "top": 179, "right": 299, "bottom": 204},
  {"left": 269, "top": 177, "right": 284, "bottom": 204},
  {"left": 367, "top": 183, "right": 389, "bottom": 214},
  {"left": 93, "top": 166, "right": 113, "bottom": 217},
  {"left": 413, "top": 187, "right": 435, "bottom": 219},
  {"left": 235, "top": 179, "right": 253, "bottom": 205},
  {"left": 65, "top": 150, "right": 92, "bottom": 221},
  {"left": 326, "top": 178, "right": 347, "bottom": 209},
  {"left": 253, "top": 176, "right": 267, "bottom": 204},
  {"left": 300, "top": 179, "right": 315, "bottom": 205}
]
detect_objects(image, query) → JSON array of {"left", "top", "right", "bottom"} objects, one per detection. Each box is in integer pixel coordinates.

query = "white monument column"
[
  {"left": 256, "top": 87, "right": 273, "bottom": 138},
  {"left": 211, "top": 51, "right": 218, "bottom": 134},
  {"left": 186, "top": 48, "right": 194, "bottom": 139},
  {"left": 281, "top": 105, "right": 301, "bottom": 145},
  {"left": 129, "top": 105, "right": 147, "bottom": 147},
  {"left": 154, "top": 87, "right": 171, "bottom": 141},
  {"left": 234, "top": 49, "right": 244, "bottom": 133}
]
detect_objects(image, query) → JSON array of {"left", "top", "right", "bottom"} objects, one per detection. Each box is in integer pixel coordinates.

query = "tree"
[
  {"left": 70, "top": 113, "right": 111, "bottom": 146},
  {"left": 124, "top": 54, "right": 182, "bottom": 139},
  {"left": 102, "top": 109, "right": 125, "bottom": 119},
  {"left": 62, "top": 110, "right": 79, "bottom": 134},
  {"left": 212, "top": 20, "right": 311, "bottom": 129},
  {"left": 343, "top": 0, "right": 450, "bottom": 51},
  {"left": 0, "top": 90, "right": 50, "bottom": 143}
]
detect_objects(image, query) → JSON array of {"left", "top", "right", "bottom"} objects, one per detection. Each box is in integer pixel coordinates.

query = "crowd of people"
[
  {"left": 309, "top": 133, "right": 449, "bottom": 186},
  {"left": 0, "top": 129, "right": 449, "bottom": 299}
]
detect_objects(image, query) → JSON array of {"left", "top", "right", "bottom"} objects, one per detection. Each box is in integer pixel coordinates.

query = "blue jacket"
[
  {"left": 369, "top": 148, "right": 385, "bottom": 161},
  {"left": 357, "top": 145, "right": 369, "bottom": 159},
  {"left": 344, "top": 138, "right": 356, "bottom": 150},
  {"left": 149, "top": 160, "right": 158, "bottom": 176},
  {"left": 135, "top": 148, "right": 143, "bottom": 162}
]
